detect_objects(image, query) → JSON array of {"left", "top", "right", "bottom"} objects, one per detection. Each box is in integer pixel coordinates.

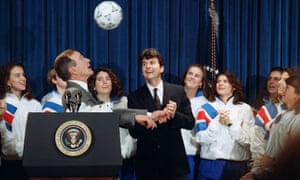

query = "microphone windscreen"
[{"left": 62, "top": 87, "right": 82, "bottom": 112}]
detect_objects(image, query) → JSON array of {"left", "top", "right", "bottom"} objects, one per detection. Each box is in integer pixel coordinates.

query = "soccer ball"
[{"left": 94, "top": 1, "right": 123, "bottom": 30}]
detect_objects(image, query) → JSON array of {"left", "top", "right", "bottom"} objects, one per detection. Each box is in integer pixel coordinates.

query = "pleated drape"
[{"left": 0, "top": 0, "right": 299, "bottom": 105}]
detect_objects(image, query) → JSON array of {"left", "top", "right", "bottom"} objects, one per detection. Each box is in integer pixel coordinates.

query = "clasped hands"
[
  {"left": 135, "top": 100, "right": 177, "bottom": 130},
  {"left": 218, "top": 109, "right": 232, "bottom": 126},
  {"left": 152, "top": 100, "right": 176, "bottom": 123}
]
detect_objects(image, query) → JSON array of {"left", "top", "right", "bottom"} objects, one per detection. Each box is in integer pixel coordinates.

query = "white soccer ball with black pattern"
[{"left": 94, "top": 1, "right": 123, "bottom": 30}]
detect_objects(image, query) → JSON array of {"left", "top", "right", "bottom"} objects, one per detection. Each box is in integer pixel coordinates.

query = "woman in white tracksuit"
[
  {"left": 194, "top": 71, "right": 254, "bottom": 180},
  {"left": 0, "top": 62, "right": 41, "bottom": 180},
  {"left": 181, "top": 64, "right": 211, "bottom": 180},
  {"left": 249, "top": 75, "right": 300, "bottom": 179},
  {"left": 246, "top": 68, "right": 300, "bottom": 178},
  {"left": 41, "top": 68, "right": 66, "bottom": 112}
]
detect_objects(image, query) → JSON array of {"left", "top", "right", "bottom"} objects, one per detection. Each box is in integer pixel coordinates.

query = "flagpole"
[{"left": 210, "top": 0, "right": 217, "bottom": 81}]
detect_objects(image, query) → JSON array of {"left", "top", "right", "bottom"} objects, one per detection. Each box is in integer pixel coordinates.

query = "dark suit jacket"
[
  {"left": 127, "top": 82, "right": 195, "bottom": 177},
  {"left": 67, "top": 81, "right": 99, "bottom": 106},
  {"left": 66, "top": 81, "right": 146, "bottom": 129}
]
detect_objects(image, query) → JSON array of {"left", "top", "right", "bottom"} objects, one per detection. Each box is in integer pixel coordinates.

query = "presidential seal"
[{"left": 55, "top": 120, "right": 92, "bottom": 157}]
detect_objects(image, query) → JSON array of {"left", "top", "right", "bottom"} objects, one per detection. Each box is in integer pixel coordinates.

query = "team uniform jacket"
[
  {"left": 265, "top": 110, "right": 300, "bottom": 158},
  {"left": 0, "top": 93, "right": 41, "bottom": 158},
  {"left": 41, "top": 90, "right": 64, "bottom": 112},
  {"left": 194, "top": 96, "right": 254, "bottom": 161},
  {"left": 181, "top": 95, "right": 207, "bottom": 155}
]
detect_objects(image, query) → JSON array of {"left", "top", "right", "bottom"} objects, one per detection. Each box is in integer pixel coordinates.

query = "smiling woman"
[
  {"left": 181, "top": 64, "right": 210, "bottom": 180},
  {"left": 87, "top": 67, "right": 137, "bottom": 180},
  {"left": 194, "top": 71, "right": 254, "bottom": 180},
  {"left": 0, "top": 62, "right": 41, "bottom": 180},
  {"left": 245, "top": 75, "right": 300, "bottom": 179}
]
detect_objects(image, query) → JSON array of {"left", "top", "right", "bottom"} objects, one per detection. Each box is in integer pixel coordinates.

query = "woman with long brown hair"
[
  {"left": 194, "top": 71, "right": 254, "bottom": 180},
  {"left": 0, "top": 62, "right": 41, "bottom": 180}
]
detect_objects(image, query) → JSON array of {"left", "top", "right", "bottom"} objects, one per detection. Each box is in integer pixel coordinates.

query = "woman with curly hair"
[{"left": 88, "top": 67, "right": 137, "bottom": 180}]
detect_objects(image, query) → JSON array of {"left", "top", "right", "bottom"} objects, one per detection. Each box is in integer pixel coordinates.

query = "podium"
[{"left": 23, "top": 112, "right": 122, "bottom": 178}]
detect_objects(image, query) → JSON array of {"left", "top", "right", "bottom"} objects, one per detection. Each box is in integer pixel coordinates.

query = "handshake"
[
  {"left": 135, "top": 100, "right": 177, "bottom": 129},
  {"left": 218, "top": 109, "right": 232, "bottom": 127}
]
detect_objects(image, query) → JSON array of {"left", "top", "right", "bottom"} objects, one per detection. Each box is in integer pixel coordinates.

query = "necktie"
[{"left": 153, "top": 88, "right": 161, "bottom": 108}]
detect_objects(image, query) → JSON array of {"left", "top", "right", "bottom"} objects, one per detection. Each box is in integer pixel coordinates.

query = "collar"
[
  {"left": 216, "top": 95, "right": 234, "bottom": 105},
  {"left": 147, "top": 81, "right": 163, "bottom": 97},
  {"left": 195, "top": 90, "right": 203, "bottom": 97},
  {"left": 69, "top": 80, "right": 88, "bottom": 91}
]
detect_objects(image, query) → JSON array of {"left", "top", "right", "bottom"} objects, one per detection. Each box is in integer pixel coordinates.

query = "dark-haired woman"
[
  {"left": 181, "top": 64, "right": 210, "bottom": 180},
  {"left": 88, "top": 67, "right": 137, "bottom": 180},
  {"left": 245, "top": 75, "right": 300, "bottom": 179},
  {"left": 0, "top": 62, "right": 41, "bottom": 180},
  {"left": 249, "top": 68, "right": 300, "bottom": 177},
  {"left": 194, "top": 71, "right": 254, "bottom": 180}
]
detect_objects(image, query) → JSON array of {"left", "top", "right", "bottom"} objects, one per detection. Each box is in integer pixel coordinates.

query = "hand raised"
[{"left": 166, "top": 100, "right": 177, "bottom": 119}]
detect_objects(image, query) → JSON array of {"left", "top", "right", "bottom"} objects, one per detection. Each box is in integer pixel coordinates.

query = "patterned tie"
[{"left": 153, "top": 88, "right": 161, "bottom": 109}]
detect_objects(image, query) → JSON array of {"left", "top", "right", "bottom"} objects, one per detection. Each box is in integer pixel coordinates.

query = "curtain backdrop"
[{"left": 0, "top": 0, "right": 299, "bottom": 106}]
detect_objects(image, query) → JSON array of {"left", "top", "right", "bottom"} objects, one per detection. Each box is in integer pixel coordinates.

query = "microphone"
[
  {"left": 62, "top": 87, "right": 82, "bottom": 112},
  {"left": 62, "top": 90, "right": 71, "bottom": 112}
]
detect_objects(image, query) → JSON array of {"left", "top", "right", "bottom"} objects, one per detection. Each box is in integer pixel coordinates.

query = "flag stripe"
[
  {"left": 201, "top": 103, "right": 218, "bottom": 119},
  {"left": 6, "top": 103, "right": 17, "bottom": 114},
  {"left": 2, "top": 112, "right": 14, "bottom": 125},
  {"left": 255, "top": 102, "right": 278, "bottom": 128},
  {"left": 195, "top": 120, "right": 208, "bottom": 133},
  {"left": 195, "top": 103, "right": 218, "bottom": 133},
  {"left": 42, "top": 101, "right": 64, "bottom": 112},
  {"left": 2, "top": 103, "right": 18, "bottom": 131},
  {"left": 2, "top": 103, "right": 18, "bottom": 125}
]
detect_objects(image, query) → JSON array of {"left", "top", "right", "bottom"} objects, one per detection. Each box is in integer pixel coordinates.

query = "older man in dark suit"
[{"left": 128, "top": 48, "right": 195, "bottom": 180}]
